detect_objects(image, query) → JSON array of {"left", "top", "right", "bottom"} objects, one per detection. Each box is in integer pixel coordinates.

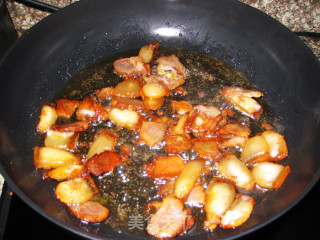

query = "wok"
[{"left": 0, "top": 0, "right": 320, "bottom": 239}]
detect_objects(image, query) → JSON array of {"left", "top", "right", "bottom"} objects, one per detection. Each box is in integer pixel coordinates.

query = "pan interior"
[{"left": 50, "top": 47, "right": 278, "bottom": 237}]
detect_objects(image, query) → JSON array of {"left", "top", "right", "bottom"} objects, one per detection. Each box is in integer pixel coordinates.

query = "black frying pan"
[{"left": 0, "top": 0, "right": 320, "bottom": 239}]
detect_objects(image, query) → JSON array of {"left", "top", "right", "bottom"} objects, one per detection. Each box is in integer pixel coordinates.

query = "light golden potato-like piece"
[
  {"left": 241, "top": 135, "right": 270, "bottom": 165},
  {"left": 204, "top": 178, "right": 236, "bottom": 231},
  {"left": 221, "top": 194, "right": 255, "bottom": 229},
  {"left": 44, "top": 130, "right": 78, "bottom": 151},
  {"left": 143, "top": 97, "right": 164, "bottom": 110},
  {"left": 47, "top": 164, "right": 83, "bottom": 181},
  {"left": 138, "top": 42, "right": 159, "bottom": 63},
  {"left": 218, "top": 154, "right": 255, "bottom": 191},
  {"left": 108, "top": 107, "right": 140, "bottom": 130},
  {"left": 115, "top": 79, "right": 141, "bottom": 98},
  {"left": 87, "top": 130, "right": 118, "bottom": 159},
  {"left": 174, "top": 159, "right": 205, "bottom": 200},
  {"left": 34, "top": 146, "right": 80, "bottom": 169},
  {"left": 36, "top": 103, "right": 58, "bottom": 133},
  {"left": 251, "top": 162, "right": 290, "bottom": 189},
  {"left": 139, "top": 45, "right": 154, "bottom": 63},
  {"left": 56, "top": 178, "right": 96, "bottom": 204},
  {"left": 142, "top": 83, "right": 167, "bottom": 98},
  {"left": 261, "top": 131, "right": 288, "bottom": 161}
]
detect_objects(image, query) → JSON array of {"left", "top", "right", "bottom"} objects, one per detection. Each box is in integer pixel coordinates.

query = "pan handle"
[
  {"left": 12, "top": 0, "right": 60, "bottom": 13},
  {"left": 294, "top": 31, "right": 320, "bottom": 38}
]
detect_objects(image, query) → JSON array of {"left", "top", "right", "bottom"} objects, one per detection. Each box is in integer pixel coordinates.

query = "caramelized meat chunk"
[
  {"left": 47, "top": 164, "right": 83, "bottom": 181},
  {"left": 82, "top": 151, "right": 122, "bottom": 179},
  {"left": 76, "top": 97, "right": 108, "bottom": 123},
  {"left": 50, "top": 121, "right": 89, "bottom": 132},
  {"left": 55, "top": 99, "right": 79, "bottom": 119},
  {"left": 156, "top": 54, "right": 186, "bottom": 87},
  {"left": 220, "top": 87, "right": 263, "bottom": 118},
  {"left": 185, "top": 184, "right": 206, "bottom": 208},
  {"left": 68, "top": 201, "right": 110, "bottom": 223},
  {"left": 187, "top": 109, "right": 224, "bottom": 138},
  {"left": 165, "top": 114, "right": 192, "bottom": 154},
  {"left": 146, "top": 196, "right": 194, "bottom": 239},
  {"left": 171, "top": 100, "right": 193, "bottom": 116},
  {"left": 113, "top": 56, "right": 150, "bottom": 76},
  {"left": 111, "top": 97, "right": 145, "bottom": 111},
  {"left": 139, "top": 121, "right": 167, "bottom": 147},
  {"left": 145, "top": 155, "right": 186, "bottom": 179}
]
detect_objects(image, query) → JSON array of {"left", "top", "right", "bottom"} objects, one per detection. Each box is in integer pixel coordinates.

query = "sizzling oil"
[{"left": 54, "top": 48, "right": 278, "bottom": 236}]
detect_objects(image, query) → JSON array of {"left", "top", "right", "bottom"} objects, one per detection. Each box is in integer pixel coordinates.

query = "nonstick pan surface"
[{"left": 0, "top": 0, "right": 320, "bottom": 239}]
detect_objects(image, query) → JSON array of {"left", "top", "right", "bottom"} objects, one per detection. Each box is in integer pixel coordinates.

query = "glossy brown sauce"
[{"left": 54, "top": 48, "right": 278, "bottom": 236}]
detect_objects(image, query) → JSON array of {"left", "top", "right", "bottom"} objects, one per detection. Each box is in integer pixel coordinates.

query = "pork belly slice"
[{"left": 146, "top": 196, "right": 194, "bottom": 239}]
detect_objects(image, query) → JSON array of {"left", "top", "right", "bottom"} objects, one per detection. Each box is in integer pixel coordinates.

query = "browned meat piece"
[
  {"left": 171, "top": 100, "right": 193, "bottom": 115},
  {"left": 146, "top": 196, "right": 194, "bottom": 239},
  {"left": 218, "top": 122, "right": 251, "bottom": 148},
  {"left": 95, "top": 87, "right": 116, "bottom": 100},
  {"left": 113, "top": 56, "right": 150, "bottom": 76},
  {"left": 156, "top": 54, "right": 186, "bottom": 81},
  {"left": 139, "top": 121, "right": 167, "bottom": 147},
  {"left": 145, "top": 155, "right": 185, "bottom": 179},
  {"left": 50, "top": 121, "right": 89, "bottom": 132},
  {"left": 111, "top": 97, "right": 145, "bottom": 111},
  {"left": 165, "top": 114, "right": 192, "bottom": 154},
  {"left": 186, "top": 109, "right": 225, "bottom": 138},
  {"left": 55, "top": 99, "right": 79, "bottom": 119},
  {"left": 220, "top": 87, "right": 263, "bottom": 118},
  {"left": 142, "top": 54, "right": 186, "bottom": 90},
  {"left": 76, "top": 97, "right": 108, "bottom": 123},
  {"left": 82, "top": 151, "right": 122, "bottom": 180},
  {"left": 143, "top": 74, "right": 181, "bottom": 90},
  {"left": 185, "top": 184, "right": 206, "bottom": 207},
  {"left": 68, "top": 201, "right": 109, "bottom": 223}
]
